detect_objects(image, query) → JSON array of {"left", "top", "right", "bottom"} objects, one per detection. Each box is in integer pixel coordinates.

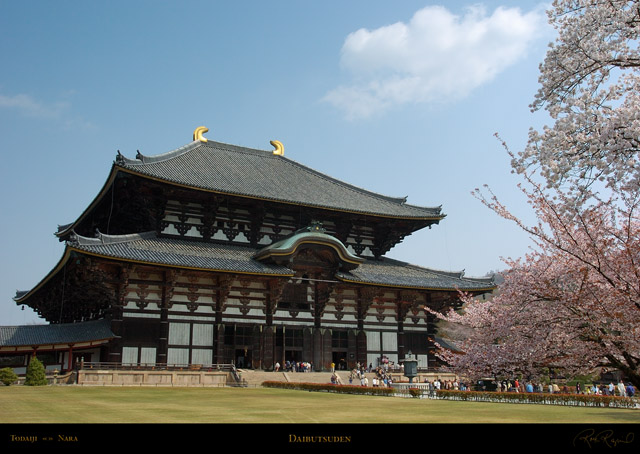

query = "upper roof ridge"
[
  {"left": 69, "top": 230, "right": 157, "bottom": 246},
  {"left": 116, "top": 140, "right": 201, "bottom": 166},
  {"left": 116, "top": 138, "right": 432, "bottom": 209}
]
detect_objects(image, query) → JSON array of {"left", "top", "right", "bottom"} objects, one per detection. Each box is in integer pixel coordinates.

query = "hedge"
[
  {"left": 436, "top": 390, "right": 638, "bottom": 409},
  {"left": 260, "top": 381, "right": 637, "bottom": 408},
  {"left": 262, "top": 381, "right": 395, "bottom": 397}
]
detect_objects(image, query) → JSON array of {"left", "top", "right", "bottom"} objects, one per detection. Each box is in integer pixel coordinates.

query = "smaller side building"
[{"left": 0, "top": 320, "right": 115, "bottom": 374}]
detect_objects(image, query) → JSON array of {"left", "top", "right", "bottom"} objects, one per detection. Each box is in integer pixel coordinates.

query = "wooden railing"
[{"left": 78, "top": 362, "right": 237, "bottom": 373}]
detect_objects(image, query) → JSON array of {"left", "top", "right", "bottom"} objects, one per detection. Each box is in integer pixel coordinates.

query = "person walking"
[{"left": 626, "top": 383, "right": 635, "bottom": 397}]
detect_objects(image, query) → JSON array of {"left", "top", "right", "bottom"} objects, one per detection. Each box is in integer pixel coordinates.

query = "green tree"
[
  {"left": 24, "top": 357, "right": 48, "bottom": 386},
  {"left": 0, "top": 367, "right": 18, "bottom": 386}
]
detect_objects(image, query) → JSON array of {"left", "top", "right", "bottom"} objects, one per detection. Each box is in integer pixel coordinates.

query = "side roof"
[
  {"left": 16, "top": 231, "right": 295, "bottom": 305},
  {"left": 336, "top": 257, "right": 495, "bottom": 291},
  {"left": 0, "top": 319, "right": 115, "bottom": 348},
  {"left": 17, "top": 231, "right": 494, "bottom": 305}
]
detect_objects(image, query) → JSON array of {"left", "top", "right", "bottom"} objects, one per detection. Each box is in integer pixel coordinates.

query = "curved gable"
[{"left": 253, "top": 223, "right": 364, "bottom": 271}]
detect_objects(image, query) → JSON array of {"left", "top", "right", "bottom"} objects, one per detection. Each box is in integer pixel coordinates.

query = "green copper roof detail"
[{"left": 253, "top": 223, "right": 364, "bottom": 271}]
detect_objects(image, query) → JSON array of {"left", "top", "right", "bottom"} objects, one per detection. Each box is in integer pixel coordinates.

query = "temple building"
[{"left": 2, "top": 127, "right": 495, "bottom": 374}]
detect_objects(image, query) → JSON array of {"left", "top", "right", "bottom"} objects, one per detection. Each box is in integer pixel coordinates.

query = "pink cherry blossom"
[
  {"left": 431, "top": 173, "right": 640, "bottom": 387},
  {"left": 430, "top": 1, "right": 640, "bottom": 388},
  {"left": 515, "top": 0, "right": 640, "bottom": 197}
]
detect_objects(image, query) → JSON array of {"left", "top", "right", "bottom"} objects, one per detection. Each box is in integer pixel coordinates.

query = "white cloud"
[
  {"left": 0, "top": 91, "right": 94, "bottom": 130},
  {"left": 323, "top": 4, "right": 548, "bottom": 119},
  {"left": 0, "top": 93, "right": 70, "bottom": 119}
]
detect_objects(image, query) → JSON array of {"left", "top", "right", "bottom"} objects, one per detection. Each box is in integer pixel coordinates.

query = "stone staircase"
[
  {"left": 234, "top": 369, "right": 459, "bottom": 387},
  {"left": 235, "top": 370, "right": 353, "bottom": 386}
]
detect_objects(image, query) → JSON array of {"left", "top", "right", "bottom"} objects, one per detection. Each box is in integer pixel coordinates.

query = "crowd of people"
[
  {"left": 586, "top": 382, "right": 636, "bottom": 397},
  {"left": 275, "top": 360, "right": 637, "bottom": 398},
  {"left": 423, "top": 378, "right": 470, "bottom": 393},
  {"left": 490, "top": 378, "right": 636, "bottom": 397},
  {"left": 329, "top": 362, "right": 398, "bottom": 387},
  {"left": 274, "top": 361, "right": 313, "bottom": 373}
]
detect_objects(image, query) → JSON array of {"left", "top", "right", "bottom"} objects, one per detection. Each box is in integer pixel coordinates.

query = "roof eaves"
[
  {"left": 116, "top": 140, "right": 201, "bottom": 166},
  {"left": 54, "top": 164, "right": 120, "bottom": 240}
]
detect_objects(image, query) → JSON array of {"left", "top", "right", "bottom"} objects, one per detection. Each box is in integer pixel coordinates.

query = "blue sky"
[{"left": 1, "top": 1, "right": 554, "bottom": 325}]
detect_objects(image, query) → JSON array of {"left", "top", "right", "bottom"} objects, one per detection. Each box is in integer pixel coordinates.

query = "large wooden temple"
[{"left": 3, "top": 127, "right": 495, "bottom": 374}]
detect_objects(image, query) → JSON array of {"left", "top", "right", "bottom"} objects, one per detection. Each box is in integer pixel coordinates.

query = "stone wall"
[{"left": 78, "top": 369, "right": 228, "bottom": 386}]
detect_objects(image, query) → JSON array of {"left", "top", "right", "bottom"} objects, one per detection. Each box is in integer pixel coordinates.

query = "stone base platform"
[{"left": 78, "top": 368, "right": 229, "bottom": 386}]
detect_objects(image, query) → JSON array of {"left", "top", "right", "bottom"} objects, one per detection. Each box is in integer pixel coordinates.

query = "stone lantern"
[{"left": 403, "top": 351, "right": 418, "bottom": 383}]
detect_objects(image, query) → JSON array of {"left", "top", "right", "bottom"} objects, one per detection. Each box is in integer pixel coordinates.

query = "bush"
[
  {"left": 0, "top": 367, "right": 18, "bottom": 386},
  {"left": 24, "top": 358, "right": 48, "bottom": 386},
  {"left": 436, "top": 390, "right": 637, "bottom": 409},
  {"left": 408, "top": 388, "right": 423, "bottom": 398}
]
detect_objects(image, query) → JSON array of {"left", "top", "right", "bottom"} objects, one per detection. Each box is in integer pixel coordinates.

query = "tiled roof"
[
  {"left": 115, "top": 140, "right": 444, "bottom": 220},
  {"left": 0, "top": 319, "right": 114, "bottom": 347},
  {"left": 69, "top": 231, "right": 295, "bottom": 276},
  {"left": 17, "top": 232, "right": 494, "bottom": 306},
  {"left": 432, "top": 336, "right": 462, "bottom": 352},
  {"left": 336, "top": 257, "right": 495, "bottom": 291},
  {"left": 71, "top": 231, "right": 493, "bottom": 291}
]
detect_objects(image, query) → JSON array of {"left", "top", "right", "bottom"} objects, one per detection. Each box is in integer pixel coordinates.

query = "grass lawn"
[
  {"left": 1, "top": 386, "right": 638, "bottom": 424},
  {"left": 1, "top": 386, "right": 638, "bottom": 450}
]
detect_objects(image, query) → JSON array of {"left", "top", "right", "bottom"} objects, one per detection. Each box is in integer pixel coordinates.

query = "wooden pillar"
[
  {"left": 356, "top": 330, "right": 367, "bottom": 368},
  {"left": 396, "top": 299, "right": 408, "bottom": 361},
  {"left": 252, "top": 325, "right": 261, "bottom": 370},
  {"left": 262, "top": 326, "right": 275, "bottom": 370},
  {"left": 216, "top": 324, "right": 226, "bottom": 364},
  {"left": 303, "top": 327, "right": 313, "bottom": 367},
  {"left": 262, "top": 278, "right": 284, "bottom": 370},
  {"left": 67, "top": 345, "right": 74, "bottom": 371},
  {"left": 356, "top": 287, "right": 375, "bottom": 368},
  {"left": 214, "top": 275, "right": 233, "bottom": 364},
  {"left": 313, "top": 328, "right": 324, "bottom": 371},
  {"left": 108, "top": 265, "right": 129, "bottom": 363},
  {"left": 347, "top": 329, "right": 358, "bottom": 370},
  {"left": 158, "top": 270, "right": 174, "bottom": 365},
  {"left": 396, "top": 291, "right": 417, "bottom": 362},
  {"left": 322, "top": 328, "right": 332, "bottom": 371},
  {"left": 425, "top": 293, "right": 438, "bottom": 370}
]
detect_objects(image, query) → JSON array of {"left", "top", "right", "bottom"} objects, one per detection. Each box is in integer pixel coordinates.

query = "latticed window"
[
  {"left": 224, "top": 325, "right": 254, "bottom": 346},
  {"left": 284, "top": 328, "right": 304, "bottom": 347},
  {"left": 278, "top": 282, "right": 309, "bottom": 310},
  {"left": 404, "top": 332, "right": 429, "bottom": 354},
  {"left": 332, "top": 330, "right": 348, "bottom": 348},
  {"left": 235, "top": 326, "right": 254, "bottom": 346}
]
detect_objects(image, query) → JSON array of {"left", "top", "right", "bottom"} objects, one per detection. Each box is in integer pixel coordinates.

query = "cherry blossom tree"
[
  {"left": 430, "top": 0, "right": 640, "bottom": 387},
  {"left": 515, "top": 0, "right": 640, "bottom": 197},
  {"left": 432, "top": 172, "right": 640, "bottom": 387}
]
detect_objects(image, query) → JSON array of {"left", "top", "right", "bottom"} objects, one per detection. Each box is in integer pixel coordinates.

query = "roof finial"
[
  {"left": 270, "top": 140, "right": 284, "bottom": 156},
  {"left": 193, "top": 126, "right": 209, "bottom": 143}
]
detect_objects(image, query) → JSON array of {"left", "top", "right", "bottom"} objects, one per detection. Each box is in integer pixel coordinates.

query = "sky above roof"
[{"left": 0, "top": 1, "right": 555, "bottom": 325}]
